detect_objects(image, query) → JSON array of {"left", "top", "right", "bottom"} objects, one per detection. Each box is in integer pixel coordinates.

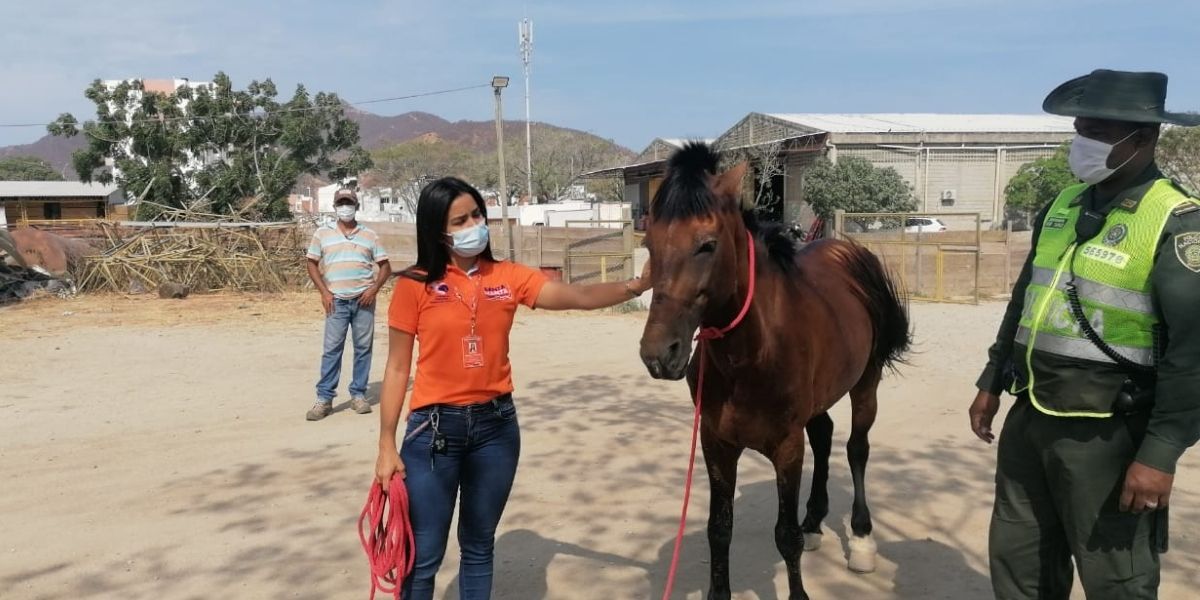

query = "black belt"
[{"left": 413, "top": 393, "right": 513, "bottom": 414}]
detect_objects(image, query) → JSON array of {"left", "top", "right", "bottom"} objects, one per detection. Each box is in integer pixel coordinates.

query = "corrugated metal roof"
[
  {"left": 767, "top": 113, "right": 1076, "bottom": 134},
  {"left": 0, "top": 181, "right": 121, "bottom": 198},
  {"left": 659, "top": 138, "right": 716, "bottom": 148}
]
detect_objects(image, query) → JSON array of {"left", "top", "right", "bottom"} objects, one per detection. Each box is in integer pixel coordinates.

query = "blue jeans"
[
  {"left": 400, "top": 396, "right": 521, "bottom": 600},
  {"left": 315, "top": 296, "right": 374, "bottom": 402}
]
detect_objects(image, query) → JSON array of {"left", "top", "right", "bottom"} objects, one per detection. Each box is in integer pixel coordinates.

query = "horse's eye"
[{"left": 695, "top": 241, "right": 717, "bottom": 256}]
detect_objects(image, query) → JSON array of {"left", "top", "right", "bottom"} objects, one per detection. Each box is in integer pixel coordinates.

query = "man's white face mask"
[{"left": 1068, "top": 130, "right": 1140, "bottom": 185}]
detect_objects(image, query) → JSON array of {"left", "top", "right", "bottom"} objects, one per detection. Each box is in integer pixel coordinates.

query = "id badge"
[{"left": 462, "top": 335, "right": 484, "bottom": 369}]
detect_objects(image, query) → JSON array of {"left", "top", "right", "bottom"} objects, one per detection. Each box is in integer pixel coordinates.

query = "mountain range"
[{"left": 0, "top": 108, "right": 636, "bottom": 180}]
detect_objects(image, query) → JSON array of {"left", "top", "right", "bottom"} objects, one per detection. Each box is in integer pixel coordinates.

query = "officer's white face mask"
[{"left": 1068, "top": 130, "right": 1140, "bottom": 185}]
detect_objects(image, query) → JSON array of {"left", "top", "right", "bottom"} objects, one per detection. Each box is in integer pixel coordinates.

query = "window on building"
[
  {"left": 42, "top": 203, "right": 62, "bottom": 220},
  {"left": 96, "top": 202, "right": 107, "bottom": 218}
]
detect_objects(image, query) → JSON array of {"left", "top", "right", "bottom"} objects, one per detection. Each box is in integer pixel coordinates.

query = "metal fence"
[
  {"left": 563, "top": 220, "right": 635, "bottom": 285},
  {"left": 833, "top": 211, "right": 992, "bottom": 304}
]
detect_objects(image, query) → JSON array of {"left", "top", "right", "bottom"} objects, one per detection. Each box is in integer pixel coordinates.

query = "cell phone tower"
[{"left": 519, "top": 18, "right": 534, "bottom": 204}]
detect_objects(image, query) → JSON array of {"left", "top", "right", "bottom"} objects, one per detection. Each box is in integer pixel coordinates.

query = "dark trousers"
[
  {"left": 989, "top": 398, "right": 1162, "bottom": 599},
  {"left": 399, "top": 396, "right": 520, "bottom": 600}
]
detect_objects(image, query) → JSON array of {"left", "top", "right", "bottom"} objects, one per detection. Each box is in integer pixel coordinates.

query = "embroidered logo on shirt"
[
  {"left": 428, "top": 281, "right": 454, "bottom": 303},
  {"left": 1103, "top": 223, "right": 1128, "bottom": 247},
  {"left": 483, "top": 285, "right": 513, "bottom": 301},
  {"left": 1175, "top": 231, "right": 1200, "bottom": 273}
]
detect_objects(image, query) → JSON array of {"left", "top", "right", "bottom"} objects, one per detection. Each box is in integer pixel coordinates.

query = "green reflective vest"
[{"left": 1015, "top": 179, "right": 1198, "bottom": 417}]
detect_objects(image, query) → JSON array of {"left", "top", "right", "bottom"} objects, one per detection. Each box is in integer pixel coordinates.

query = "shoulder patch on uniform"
[{"left": 1175, "top": 231, "right": 1200, "bottom": 273}]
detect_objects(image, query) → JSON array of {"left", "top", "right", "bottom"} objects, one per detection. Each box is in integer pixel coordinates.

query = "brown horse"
[{"left": 639, "top": 143, "right": 911, "bottom": 600}]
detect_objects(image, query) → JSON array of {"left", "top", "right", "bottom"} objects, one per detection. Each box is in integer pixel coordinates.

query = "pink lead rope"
[{"left": 359, "top": 475, "right": 415, "bottom": 600}]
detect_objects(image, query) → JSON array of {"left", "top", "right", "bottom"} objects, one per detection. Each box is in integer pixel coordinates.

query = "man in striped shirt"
[{"left": 304, "top": 188, "right": 392, "bottom": 421}]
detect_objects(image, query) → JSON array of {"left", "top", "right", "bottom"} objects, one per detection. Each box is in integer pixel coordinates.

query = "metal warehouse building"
[{"left": 592, "top": 113, "right": 1075, "bottom": 230}]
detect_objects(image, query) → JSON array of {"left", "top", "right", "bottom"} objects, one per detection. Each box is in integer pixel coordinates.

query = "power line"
[{"left": 0, "top": 82, "right": 492, "bottom": 129}]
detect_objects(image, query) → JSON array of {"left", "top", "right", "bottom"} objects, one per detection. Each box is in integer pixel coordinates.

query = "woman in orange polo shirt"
[{"left": 375, "top": 177, "right": 650, "bottom": 600}]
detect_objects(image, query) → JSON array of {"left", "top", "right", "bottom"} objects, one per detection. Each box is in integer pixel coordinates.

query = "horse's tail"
[{"left": 841, "top": 241, "right": 912, "bottom": 372}]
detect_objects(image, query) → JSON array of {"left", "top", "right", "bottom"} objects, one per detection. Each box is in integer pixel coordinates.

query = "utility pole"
[
  {"left": 519, "top": 18, "right": 534, "bottom": 205},
  {"left": 491, "top": 76, "right": 517, "bottom": 261}
]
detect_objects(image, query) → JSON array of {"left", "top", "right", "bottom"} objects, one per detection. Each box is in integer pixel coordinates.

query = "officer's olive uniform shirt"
[{"left": 978, "top": 163, "right": 1200, "bottom": 474}]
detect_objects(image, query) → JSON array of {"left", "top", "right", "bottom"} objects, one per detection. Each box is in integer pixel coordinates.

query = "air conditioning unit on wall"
[{"left": 941, "top": 189, "right": 956, "bottom": 205}]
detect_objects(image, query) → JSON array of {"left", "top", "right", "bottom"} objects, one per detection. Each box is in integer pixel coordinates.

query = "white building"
[
  {"left": 101, "top": 78, "right": 215, "bottom": 182},
  {"left": 487, "top": 201, "right": 630, "bottom": 228},
  {"left": 314, "top": 183, "right": 415, "bottom": 224}
]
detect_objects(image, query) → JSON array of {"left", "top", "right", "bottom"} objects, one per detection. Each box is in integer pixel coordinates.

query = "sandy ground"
[{"left": 1, "top": 292, "right": 1198, "bottom": 600}]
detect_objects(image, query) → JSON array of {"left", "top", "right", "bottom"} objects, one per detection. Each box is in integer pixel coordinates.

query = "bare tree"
[{"left": 719, "top": 138, "right": 786, "bottom": 215}]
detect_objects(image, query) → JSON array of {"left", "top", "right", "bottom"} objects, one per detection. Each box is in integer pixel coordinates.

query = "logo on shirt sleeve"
[{"left": 1176, "top": 231, "right": 1200, "bottom": 273}]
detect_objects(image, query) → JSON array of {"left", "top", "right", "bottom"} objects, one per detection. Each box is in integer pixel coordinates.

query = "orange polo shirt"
[{"left": 389, "top": 260, "right": 548, "bottom": 410}]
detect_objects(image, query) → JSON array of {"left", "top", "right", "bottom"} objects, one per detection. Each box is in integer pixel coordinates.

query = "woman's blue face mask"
[{"left": 446, "top": 222, "right": 489, "bottom": 257}]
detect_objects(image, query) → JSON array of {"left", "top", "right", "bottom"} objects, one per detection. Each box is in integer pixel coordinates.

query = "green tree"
[
  {"left": 1004, "top": 145, "right": 1077, "bottom": 229},
  {"left": 47, "top": 73, "right": 372, "bottom": 221},
  {"left": 372, "top": 139, "right": 476, "bottom": 212},
  {"left": 804, "top": 156, "right": 916, "bottom": 228},
  {"left": 1158, "top": 124, "right": 1200, "bottom": 194},
  {"left": 0, "top": 155, "right": 64, "bottom": 181}
]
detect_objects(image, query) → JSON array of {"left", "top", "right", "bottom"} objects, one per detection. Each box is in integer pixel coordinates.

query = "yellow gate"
[{"left": 833, "top": 211, "right": 986, "bottom": 304}]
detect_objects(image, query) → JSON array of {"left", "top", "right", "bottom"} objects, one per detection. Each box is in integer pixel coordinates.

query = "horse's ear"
[{"left": 713, "top": 161, "right": 748, "bottom": 208}]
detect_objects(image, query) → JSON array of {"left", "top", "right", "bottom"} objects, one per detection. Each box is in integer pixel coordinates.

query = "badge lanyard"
[{"left": 454, "top": 273, "right": 485, "bottom": 369}]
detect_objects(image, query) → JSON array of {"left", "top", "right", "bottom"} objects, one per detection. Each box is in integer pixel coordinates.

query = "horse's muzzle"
[{"left": 640, "top": 338, "right": 689, "bottom": 381}]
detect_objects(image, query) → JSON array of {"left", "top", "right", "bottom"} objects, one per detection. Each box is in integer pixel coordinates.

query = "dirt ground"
[{"left": 1, "top": 292, "right": 1198, "bottom": 600}]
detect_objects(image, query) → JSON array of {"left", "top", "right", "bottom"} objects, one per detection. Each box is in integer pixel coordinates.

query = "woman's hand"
[
  {"left": 376, "top": 449, "right": 406, "bottom": 487},
  {"left": 633, "top": 262, "right": 653, "bottom": 295},
  {"left": 534, "top": 260, "right": 654, "bottom": 311}
]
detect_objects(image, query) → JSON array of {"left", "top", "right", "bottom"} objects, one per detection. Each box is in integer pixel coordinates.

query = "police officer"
[{"left": 970, "top": 69, "right": 1200, "bottom": 599}]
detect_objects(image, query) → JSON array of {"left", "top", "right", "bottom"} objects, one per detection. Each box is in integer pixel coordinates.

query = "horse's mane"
[{"left": 650, "top": 141, "right": 798, "bottom": 272}]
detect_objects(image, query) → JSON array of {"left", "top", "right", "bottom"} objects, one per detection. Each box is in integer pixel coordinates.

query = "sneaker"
[
  {"left": 349, "top": 396, "right": 372, "bottom": 414},
  {"left": 306, "top": 401, "right": 333, "bottom": 421}
]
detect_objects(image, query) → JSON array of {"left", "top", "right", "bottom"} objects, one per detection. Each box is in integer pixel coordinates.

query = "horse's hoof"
[
  {"left": 847, "top": 534, "right": 878, "bottom": 574},
  {"left": 803, "top": 531, "right": 823, "bottom": 552}
]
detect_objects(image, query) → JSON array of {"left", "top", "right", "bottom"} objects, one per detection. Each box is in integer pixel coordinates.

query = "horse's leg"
[
  {"left": 772, "top": 436, "right": 809, "bottom": 600},
  {"left": 800, "top": 412, "right": 833, "bottom": 552},
  {"left": 701, "top": 425, "right": 742, "bottom": 600},
  {"left": 846, "top": 367, "right": 882, "bottom": 574}
]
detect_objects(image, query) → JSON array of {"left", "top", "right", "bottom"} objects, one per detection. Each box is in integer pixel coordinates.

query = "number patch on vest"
[
  {"left": 1175, "top": 231, "right": 1200, "bottom": 273},
  {"left": 1080, "top": 243, "right": 1130, "bottom": 269}
]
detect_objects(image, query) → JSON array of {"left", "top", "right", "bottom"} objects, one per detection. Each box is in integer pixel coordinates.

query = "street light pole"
[{"left": 491, "top": 76, "right": 516, "bottom": 261}]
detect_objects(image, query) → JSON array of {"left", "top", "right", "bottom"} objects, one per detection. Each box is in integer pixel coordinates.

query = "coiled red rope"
[
  {"left": 359, "top": 475, "right": 415, "bottom": 600},
  {"left": 660, "top": 230, "right": 757, "bottom": 600}
]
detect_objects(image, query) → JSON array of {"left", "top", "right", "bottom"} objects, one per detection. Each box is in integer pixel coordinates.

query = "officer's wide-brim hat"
[{"left": 1043, "top": 69, "right": 1200, "bottom": 127}]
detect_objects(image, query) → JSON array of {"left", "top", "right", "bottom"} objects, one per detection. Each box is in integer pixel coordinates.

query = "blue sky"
[{"left": 1, "top": 0, "right": 1198, "bottom": 150}]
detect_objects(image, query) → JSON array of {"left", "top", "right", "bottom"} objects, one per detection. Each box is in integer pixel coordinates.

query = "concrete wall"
[{"left": 836, "top": 144, "right": 1061, "bottom": 229}]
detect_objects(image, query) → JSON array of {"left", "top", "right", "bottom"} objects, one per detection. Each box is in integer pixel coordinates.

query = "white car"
[{"left": 904, "top": 217, "right": 947, "bottom": 233}]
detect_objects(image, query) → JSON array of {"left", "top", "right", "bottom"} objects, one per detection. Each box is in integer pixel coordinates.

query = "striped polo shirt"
[{"left": 306, "top": 224, "right": 389, "bottom": 299}]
